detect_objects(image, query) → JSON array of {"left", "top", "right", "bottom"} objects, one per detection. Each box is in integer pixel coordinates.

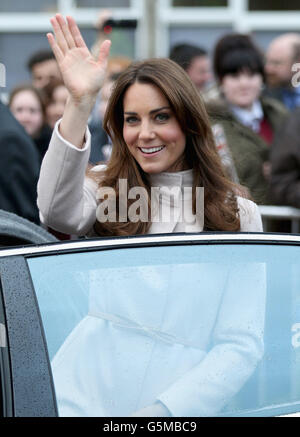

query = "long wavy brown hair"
[{"left": 91, "top": 58, "right": 241, "bottom": 236}]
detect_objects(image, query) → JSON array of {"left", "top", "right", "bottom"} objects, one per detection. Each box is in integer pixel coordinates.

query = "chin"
[
  {"left": 140, "top": 165, "right": 163, "bottom": 175},
  {"left": 237, "top": 100, "right": 254, "bottom": 109},
  {"left": 266, "top": 78, "right": 280, "bottom": 88}
]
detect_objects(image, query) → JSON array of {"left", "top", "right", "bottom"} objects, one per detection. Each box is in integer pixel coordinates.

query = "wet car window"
[{"left": 28, "top": 244, "right": 300, "bottom": 416}]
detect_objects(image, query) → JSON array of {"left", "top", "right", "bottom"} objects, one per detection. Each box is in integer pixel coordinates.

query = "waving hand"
[
  {"left": 47, "top": 14, "right": 111, "bottom": 103},
  {"left": 46, "top": 14, "right": 111, "bottom": 147}
]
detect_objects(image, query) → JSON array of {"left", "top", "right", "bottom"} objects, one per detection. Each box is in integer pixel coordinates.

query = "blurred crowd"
[{"left": 1, "top": 14, "right": 300, "bottom": 235}]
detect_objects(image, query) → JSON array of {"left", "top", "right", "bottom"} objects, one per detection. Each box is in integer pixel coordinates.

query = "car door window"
[{"left": 27, "top": 243, "right": 300, "bottom": 417}]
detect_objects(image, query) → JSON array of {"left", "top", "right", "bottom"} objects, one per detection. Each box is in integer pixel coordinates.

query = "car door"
[{"left": 2, "top": 233, "right": 300, "bottom": 417}]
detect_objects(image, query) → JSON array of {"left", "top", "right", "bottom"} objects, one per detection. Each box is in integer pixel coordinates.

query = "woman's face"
[
  {"left": 221, "top": 71, "right": 263, "bottom": 109},
  {"left": 122, "top": 82, "right": 187, "bottom": 174},
  {"left": 10, "top": 90, "right": 44, "bottom": 137},
  {"left": 46, "top": 85, "right": 69, "bottom": 128}
]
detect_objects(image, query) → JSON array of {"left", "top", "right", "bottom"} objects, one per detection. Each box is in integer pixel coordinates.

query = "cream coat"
[
  {"left": 37, "top": 121, "right": 263, "bottom": 235},
  {"left": 37, "top": 122, "right": 265, "bottom": 416}
]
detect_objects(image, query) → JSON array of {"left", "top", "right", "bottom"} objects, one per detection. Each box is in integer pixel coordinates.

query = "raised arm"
[
  {"left": 37, "top": 15, "right": 110, "bottom": 235},
  {"left": 47, "top": 14, "right": 111, "bottom": 148}
]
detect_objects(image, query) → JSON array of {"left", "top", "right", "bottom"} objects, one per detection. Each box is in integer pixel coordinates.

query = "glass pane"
[
  {"left": 28, "top": 242, "right": 300, "bottom": 417},
  {"left": 253, "top": 30, "right": 300, "bottom": 51},
  {"left": 0, "top": 0, "right": 57, "bottom": 13},
  {"left": 102, "top": 28, "right": 135, "bottom": 58},
  {"left": 249, "top": 0, "right": 300, "bottom": 11},
  {"left": 0, "top": 28, "right": 135, "bottom": 95},
  {"left": 76, "top": 0, "right": 130, "bottom": 7},
  {"left": 0, "top": 33, "right": 49, "bottom": 93},
  {"left": 173, "top": 0, "right": 228, "bottom": 6}
]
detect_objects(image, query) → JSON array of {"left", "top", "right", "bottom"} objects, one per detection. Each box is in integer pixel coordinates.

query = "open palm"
[{"left": 47, "top": 14, "right": 111, "bottom": 102}]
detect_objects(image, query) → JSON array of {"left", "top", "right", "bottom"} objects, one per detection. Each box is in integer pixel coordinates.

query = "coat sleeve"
[
  {"left": 0, "top": 129, "right": 40, "bottom": 224},
  {"left": 37, "top": 121, "right": 99, "bottom": 236},
  {"left": 270, "top": 110, "right": 300, "bottom": 208},
  {"left": 238, "top": 197, "right": 263, "bottom": 232}
]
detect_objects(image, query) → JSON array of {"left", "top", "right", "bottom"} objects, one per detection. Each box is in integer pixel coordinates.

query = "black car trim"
[
  {"left": 0, "top": 257, "right": 57, "bottom": 417},
  {"left": 0, "top": 277, "right": 13, "bottom": 417}
]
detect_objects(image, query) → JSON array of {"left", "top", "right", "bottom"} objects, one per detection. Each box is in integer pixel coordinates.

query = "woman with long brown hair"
[
  {"left": 37, "top": 14, "right": 265, "bottom": 418},
  {"left": 37, "top": 15, "right": 262, "bottom": 237}
]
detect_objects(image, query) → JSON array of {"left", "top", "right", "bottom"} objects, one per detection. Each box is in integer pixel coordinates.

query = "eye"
[
  {"left": 155, "top": 113, "right": 170, "bottom": 122},
  {"left": 125, "top": 116, "right": 139, "bottom": 124}
]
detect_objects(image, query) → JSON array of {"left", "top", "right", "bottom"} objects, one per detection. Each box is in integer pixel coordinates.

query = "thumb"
[{"left": 98, "top": 39, "right": 111, "bottom": 67}]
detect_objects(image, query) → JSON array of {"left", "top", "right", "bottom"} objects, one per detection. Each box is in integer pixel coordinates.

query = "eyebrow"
[{"left": 124, "top": 106, "right": 171, "bottom": 115}]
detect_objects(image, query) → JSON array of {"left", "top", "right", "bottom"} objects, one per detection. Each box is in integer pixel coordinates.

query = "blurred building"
[{"left": 1, "top": 0, "right": 300, "bottom": 93}]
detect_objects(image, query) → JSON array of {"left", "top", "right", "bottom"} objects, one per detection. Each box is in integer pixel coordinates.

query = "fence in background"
[{"left": 259, "top": 206, "right": 300, "bottom": 234}]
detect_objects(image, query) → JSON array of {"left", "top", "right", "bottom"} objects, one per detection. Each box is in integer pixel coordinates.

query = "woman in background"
[
  {"left": 9, "top": 84, "right": 52, "bottom": 162},
  {"left": 208, "top": 33, "right": 288, "bottom": 204},
  {"left": 43, "top": 78, "right": 69, "bottom": 129}
]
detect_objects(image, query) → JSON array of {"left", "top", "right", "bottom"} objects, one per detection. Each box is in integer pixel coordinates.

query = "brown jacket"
[
  {"left": 270, "top": 107, "right": 300, "bottom": 208},
  {"left": 207, "top": 97, "right": 288, "bottom": 204}
]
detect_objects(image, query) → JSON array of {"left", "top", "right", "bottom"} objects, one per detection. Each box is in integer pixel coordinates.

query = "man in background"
[
  {"left": 169, "top": 43, "right": 213, "bottom": 93},
  {"left": 264, "top": 33, "right": 300, "bottom": 110},
  {"left": 0, "top": 101, "right": 40, "bottom": 224},
  {"left": 27, "top": 50, "right": 61, "bottom": 89}
]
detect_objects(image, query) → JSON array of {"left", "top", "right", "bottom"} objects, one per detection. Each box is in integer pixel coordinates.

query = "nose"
[
  {"left": 265, "top": 63, "right": 275, "bottom": 76},
  {"left": 138, "top": 120, "right": 155, "bottom": 142},
  {"left": 205, "top": 71, "right": 212, "bottom": 81},
  {"left": 239, "top": 74, "right": 251, "bottom": 86},
  {"left": 265, "top": 61, "right": 271, "bottom": 71},
  {"left": 19, "top": 110, "right": 31, "bottom": 123}
]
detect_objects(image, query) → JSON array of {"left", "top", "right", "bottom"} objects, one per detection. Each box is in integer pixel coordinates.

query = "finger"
[
  {"left": 56, "top": 14, "right": 76, "bottom": 49},
  {"left": 66, "top": 16, "right": 88, "bottom": 49},
  {"left": 50, "top": 16, "right": 69, "bottom": 54},
  {"left": 47, "top": 33, "right": 64, "bottom": 63},
  {"left": 97, "top": 39, "right": 111, "bottom": 67}
]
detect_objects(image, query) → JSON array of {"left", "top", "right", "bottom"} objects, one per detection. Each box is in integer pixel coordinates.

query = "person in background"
[
  {"left": 169, "top": 43, "right": 213, "bottom": 93},
  {"left": 27, "top": 49, "right": 62, "bottom": 89},
  {"left": 39, "top": 79, "right": 71, "bottom": 240},
  {"left": 9, "top": 84, "right": 52, "bottom": 163},
  {"left": 89, "top": 73, "right": 119, "bottom": 164},
  {"left": 43, "top": 79, "right": 69, "bottom": 129},
  {"left": 0, "top": 101, "right": 40, "bottom": 223},
  {"left": 89, "top": 55, "right": 132, "bottom": 127},
  {"left": 88, "top": 56, "right": 132, "bottom": 164},
  {"left": 88, "top": 72, "right": 121, "bottom": 164},
  {"left": 207, "top": 33, "right": 288, "bottom": 205},
  {"left": 270, "top": 107, "right": 300, "bottom": 209},
  {"left": 264, "top": 33, "right": 300, "bottom": 110}
]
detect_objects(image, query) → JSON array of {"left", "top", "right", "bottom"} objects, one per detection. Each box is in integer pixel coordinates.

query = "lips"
[{"left": 139, "top": 146, "right": 165, "bottom": 155}]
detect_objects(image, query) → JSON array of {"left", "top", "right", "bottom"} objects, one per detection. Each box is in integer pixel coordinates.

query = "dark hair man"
[
  {"left": 27, "top": 50, "right": 61, "bottom": 89},
  {"left": 170, "top": 43, "right": 212, "bottom": 92}
]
